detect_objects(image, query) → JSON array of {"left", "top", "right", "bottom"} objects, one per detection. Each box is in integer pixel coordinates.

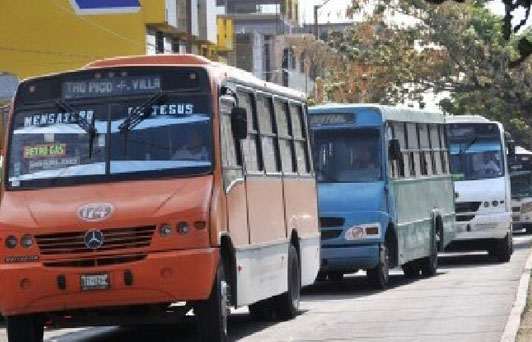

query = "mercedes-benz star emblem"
[{"left": 84, "top": 229, "right": 104, "bottom": 249}]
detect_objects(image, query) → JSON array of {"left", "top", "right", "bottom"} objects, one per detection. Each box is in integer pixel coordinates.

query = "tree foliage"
[{"left": 311, "top": 0, "right": 532, "bottom": 146}]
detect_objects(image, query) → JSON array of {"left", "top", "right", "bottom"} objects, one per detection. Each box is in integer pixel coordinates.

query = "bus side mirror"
[
  {"left": 231, "top": 107, "right": 248, "bottom": 140},
  {"left": 389, "top": 139, "right": 401, "bottom": 161},
  {"left": 508, "top": 140, "right": 516, "bottom": 158}
]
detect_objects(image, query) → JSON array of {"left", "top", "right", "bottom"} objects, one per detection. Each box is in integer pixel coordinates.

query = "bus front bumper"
[
  {"left": 452, "top": 212, "right": 510, "bottom": 240},
  {"left": 320, "top": 244, "right": 379, "bottom": 272},
  {"left": 0, "top": 248, "right": 218, "bottom": 316}
]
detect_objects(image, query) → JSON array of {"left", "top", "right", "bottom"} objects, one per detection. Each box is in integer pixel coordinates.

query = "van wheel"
[
  {"left": 402, "top": 260, "right": 420, "bottom": 279},
  {"left": 273, "top": 245, "right": 301, "bottom": 320},
  {"left": 248, "top": 299, "right": 274, "bottom": 321},
  {"left": 7, "top": 314, "right": 44, "bottom": 342},
  {"left": 493, "top": 232, "right": 513, "bottom": 262},
  {"left": 195, "top": 261, "right": 229, "bottom": 342},
  {"left": 367, "top": 243, "right": 390, "bottom": 289},
  {"left": 420, "top": 228, "right": 439, "bottom": 277}
]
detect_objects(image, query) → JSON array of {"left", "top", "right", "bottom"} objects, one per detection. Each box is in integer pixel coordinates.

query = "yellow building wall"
[{"left": 0, "top": 0, "right": 167, "bottom": 80}]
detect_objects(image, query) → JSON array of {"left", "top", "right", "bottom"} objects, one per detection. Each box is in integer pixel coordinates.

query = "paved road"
[{"left": 0, "top": 233, "right": 530, "bottom": 342}]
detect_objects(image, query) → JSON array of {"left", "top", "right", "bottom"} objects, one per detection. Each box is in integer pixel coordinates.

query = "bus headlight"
[
  {"left": 5, "top": 236, "right": 17, "bottom": 249},
  {"left": 20, "top": 235, "right": 34, "bottom": 248},
  {"left": 344, "top": 223, "right": 381, "bottom": 240},
  {"left": 159, "top": 224, "right": 173, "bottom": 237}
]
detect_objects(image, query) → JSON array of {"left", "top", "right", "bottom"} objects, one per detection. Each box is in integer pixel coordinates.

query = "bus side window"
[
  {"left": 275, "top": 99, "right": 296, "bottom": 174},
  {"left": 393, "top": 122, "right": 407, "bottom": 178},
  {"left": 419, "top": 124, "right": 431, "bottom": 176},
  {"left": 257, "top": 94, "right": 281, "bottom": 174},
  {"left": 387, "top": 124, "right": 397, "bottom": 179},
  {"left": 290, "top": 103, "right": 310, "bottom": 175},
  {"left": 438, "top": 125, "right": 449, "bottom": 174},
  {"left": 430, "top": 125, "right": 442, "bottom": 175},
  {"left": 237, "top": 90, "right": 263, "bottom": 173},
  {"left": 407, "top": 123, "right": 420, "bottom": 177},
  {"left": 220, "top": 95, "right": 243, "bottom": 190}
]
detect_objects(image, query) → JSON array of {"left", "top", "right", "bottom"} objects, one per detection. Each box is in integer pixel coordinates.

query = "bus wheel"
[
  {"left": 493, "top": 232, "right": 513, "bottom": 263},
  {"left": 367, "top": 243, "right": 390, "bottom": 289},
  {"left": 273, "top": 245, "right": 301, "bottom": 320},
  {"left": 6, "top": 314, "right": 44, "bottom": 342},
  {"left": 402, "top": 260, "right": 420, "bottom": 279},
  {"left": 248, "top": 299, "right": 275, "bottom": 321},
  {"left": 525, "top": 224, "right": 532, "bottom": 234},
  {"left": 420, "top": 230, "right": 439, "bottom": 277},
  {"left": 195, "top": 261, "right": 229, "bottom": 342}
]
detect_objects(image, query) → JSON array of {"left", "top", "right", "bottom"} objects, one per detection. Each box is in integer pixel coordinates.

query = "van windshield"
[{"left": 312, "top": 129, "right": 382, "bottom": 183}]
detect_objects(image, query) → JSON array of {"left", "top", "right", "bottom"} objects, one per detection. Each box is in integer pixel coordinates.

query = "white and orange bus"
[{"left": 0, "top": 54, "right": 320, "bottom": 342}]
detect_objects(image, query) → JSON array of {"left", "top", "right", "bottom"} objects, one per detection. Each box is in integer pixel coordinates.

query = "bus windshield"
[
  {"left": 7, "top": 67, "right": 212, "bottom": 189},
  {"left": 312, "top": 128, "right": 382, "bottom": 183},
  {"left": 447, "top": 123, "right": 503, "bottom": 181},
  {"left": 511, "top": 171, "right": 532, "bottom": 198}
]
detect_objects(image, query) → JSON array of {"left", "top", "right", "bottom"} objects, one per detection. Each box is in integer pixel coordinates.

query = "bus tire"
[
  {"left": 402, "top": 260, "right": 420, "bottom": 279},
  {"left": 493, "top": 232, "right": 513, "bottom": 263},
  {"left": 526, "top": 224, "right": 532, "bottom": 234},
  {"left": 195, "top": 261, "right": 229, "bottom": 342},
  {"left": 273, "top": 245, "right": 301, "bottom": 320},
  {"left": 420, "top": 227, "right": 439, "bottom": 277},
  {"left": 6, "top": 314, "right": 44, "bottom": 342},
  {"left": 248, "top": 299, "right": 274, "bottom": 321},
  {"left": 367, "top": 243, "right": 390, "bottom": 289}
]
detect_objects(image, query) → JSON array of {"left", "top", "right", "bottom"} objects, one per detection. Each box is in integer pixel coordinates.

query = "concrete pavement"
[{"left": 0, "top": 233, "right": 530, "bottom": 342}]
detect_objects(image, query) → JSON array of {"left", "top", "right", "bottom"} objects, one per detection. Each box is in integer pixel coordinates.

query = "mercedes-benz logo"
[{"left": 84, "top": 229, "right": 104, "bottom": 249}]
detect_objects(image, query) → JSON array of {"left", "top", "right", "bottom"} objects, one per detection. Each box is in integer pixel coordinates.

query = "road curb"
[{"left": 501, "top": 247, "right": 532, "bottom": 342}]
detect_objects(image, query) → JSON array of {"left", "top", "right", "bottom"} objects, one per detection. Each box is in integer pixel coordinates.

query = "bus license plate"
[{"left": 80, "top": 273, "right": 110, "bottom": 290}]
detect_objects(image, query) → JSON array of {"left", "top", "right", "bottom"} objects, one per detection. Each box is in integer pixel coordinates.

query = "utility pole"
[
  {"left": 314, "top": 0, "right": 332, "bottom": 40},
  {"left": 186, "top": 0, "right": 192, "bottom": 53}
]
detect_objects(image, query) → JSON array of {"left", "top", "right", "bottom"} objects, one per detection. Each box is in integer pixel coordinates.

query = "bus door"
[{"left": 220, "top": 94, "right": 249, "bottom": 247}]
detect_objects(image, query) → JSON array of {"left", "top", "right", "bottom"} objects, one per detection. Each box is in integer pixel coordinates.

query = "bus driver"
[{"left": 172, "top": 129, "right": 208, "bottom": 161}]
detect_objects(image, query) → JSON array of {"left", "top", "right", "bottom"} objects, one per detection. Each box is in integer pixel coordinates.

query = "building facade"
[{"left": 0, "top": 0, "right": 232, "bottom": 81}]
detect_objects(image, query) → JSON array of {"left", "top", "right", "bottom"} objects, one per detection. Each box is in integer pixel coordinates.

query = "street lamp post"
[{"left": 314, "top": 0, "right": 332, "bottom": 40}]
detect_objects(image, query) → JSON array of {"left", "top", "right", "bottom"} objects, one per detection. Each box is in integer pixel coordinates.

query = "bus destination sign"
[
  {"left": 309, "top": 113, "right": 354, "bottom": 126},
  {"left": 62, "top": 75, "right": 162, "bottom": 99}
]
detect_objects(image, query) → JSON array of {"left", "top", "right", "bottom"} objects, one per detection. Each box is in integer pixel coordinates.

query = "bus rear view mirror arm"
[
  {"left": 231, "top": 107, "right": 248, "bottom": 140},
  {"left": 508, "top": 140, "right": 516, "bottom": 158},
  {"left": 389, "top": 139, "right": 401, "bottom": 161}
]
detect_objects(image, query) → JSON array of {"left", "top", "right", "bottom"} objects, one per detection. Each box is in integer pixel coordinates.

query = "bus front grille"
[
  {"left": 455, "top": 202, "right": 482, "bottom": 213},
  {"left": 321, "top": 230, "right": 343, "bottom": 240},
  {"left": 320, "top": 217, "right": 345, "bottom": 228},
  {"left": 43, "top": 253, "right": 147, "bottom": 268},
  {"left": 35, "top": 225, "right": 156, "bottom": 255}
]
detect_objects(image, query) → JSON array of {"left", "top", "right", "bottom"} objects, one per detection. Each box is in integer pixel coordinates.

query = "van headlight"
[{"left": 344, "top": 223, "right": 381, "bottom": 240}]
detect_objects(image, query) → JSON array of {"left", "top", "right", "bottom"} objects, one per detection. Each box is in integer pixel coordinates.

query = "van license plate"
[{"left": 80, "top": 273, "right": 110, "bottom": 290}]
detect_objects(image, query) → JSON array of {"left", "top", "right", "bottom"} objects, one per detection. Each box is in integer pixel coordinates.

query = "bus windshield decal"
[
  {"left": 62, "top": 76, "right": 162, "bottom": 99},
  {"left": 24, "top": 143, "right": 67, "bottom": 159}
]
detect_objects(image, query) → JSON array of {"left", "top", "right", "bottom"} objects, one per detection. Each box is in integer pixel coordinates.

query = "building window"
[{"left": 156, "top": 31, "right": 164, "bottom": 54}]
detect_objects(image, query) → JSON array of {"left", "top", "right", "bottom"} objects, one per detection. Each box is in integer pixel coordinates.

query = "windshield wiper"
[
  {"left": 118, "top": 91, "right": 168, "bottom": 134},
  {"left": 55, "top": 100, "right": 98, "bottom": 159},
  {"left": 459, "top": 136, "right": 478, "bottom": 154}
]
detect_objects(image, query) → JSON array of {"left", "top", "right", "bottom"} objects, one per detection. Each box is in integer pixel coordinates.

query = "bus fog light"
[
  {"left": 484, "top": 201, "right": 490, "bottom": 207},
  {"left": 159, "top": 224, "right": 172, "bottom": 237},
  {"left": 492, "top": 201, "right": 499, "bottom": 207},
  {"left": 177, "top": 222, "right": 189, "bottom": 235},
  {"left": 20, "top": 234, "right": 33, "bottom": 248},
  {"left": 5, "top": 236, "right": 17, "bottom": 249}
]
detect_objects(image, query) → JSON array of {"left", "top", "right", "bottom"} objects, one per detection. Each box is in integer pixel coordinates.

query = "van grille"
[
  {"left": 455, "top": 202, "right": 482, "bottom": 213},
  {"left": 35, "top": 226, "right": 156, "bottom": 256}
]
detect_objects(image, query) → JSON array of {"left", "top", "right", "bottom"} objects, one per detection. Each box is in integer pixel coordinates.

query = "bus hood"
[
  {"left": 0, "top": 176, "right": 213, "bottom": 231},
  {"left": 317, "top": 182, "right": 386, "bottom": 214},
  {"left": 454, "top": 177, "right": 508, "bottom": 208}
]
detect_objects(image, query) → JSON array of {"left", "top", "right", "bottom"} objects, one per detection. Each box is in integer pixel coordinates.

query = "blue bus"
[{"left": 309, "top": 104, "right": 456, "bottom": 289}]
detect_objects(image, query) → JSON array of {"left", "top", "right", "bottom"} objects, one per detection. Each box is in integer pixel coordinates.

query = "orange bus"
[{"left": 0, "top": 54, "right": 320, "bottom": 342}]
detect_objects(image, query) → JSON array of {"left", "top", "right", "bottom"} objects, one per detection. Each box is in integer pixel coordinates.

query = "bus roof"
[
  {"left": 445, "top": 115, "right": 499, "bottom": 124},
  {"left": 309, "top": 103, "right": 445, "bottom": 124},
  {"left": 84, "top": 54, "right": 306, "bottom": 101}
]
